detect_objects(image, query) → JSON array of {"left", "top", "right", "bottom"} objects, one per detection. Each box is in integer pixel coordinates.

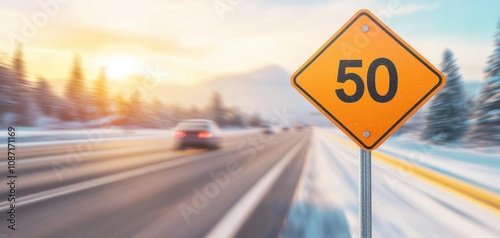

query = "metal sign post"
[{"left": 359, "top": 149, "right": 371, "bottom": 238}]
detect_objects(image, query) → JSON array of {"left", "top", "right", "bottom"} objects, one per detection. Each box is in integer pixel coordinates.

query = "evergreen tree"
[
  {"left": 114, "top": 93, "right": 129, "bottom": 116},
  {"left": 148, "top": 98, "right": 169, "bottom": 128},
  {"left": 485, "top": 20, "right": 500, "bottom": 79},
  {"left": 63, "top": 54, "right": 87, "bottom": 121},
  {"left": 11, "top": 44, "right": 34, "bottom": 125},
  {"left": 422, "top": 49, "right": 467, "bottom": 143},
  {"left": 226, "top": 106, "right": 247, "bottom": 127},
  {"left": 93, "top": 67, "right": 109, "bottom": 117},
  {"left": 468, "top": 20, "right": 500, "bottom": 145},
  {"left": 248, "top": 112, "right": 263, "bottom": 127},
  {"left": 35, "top": 77, "right": 57, "bottom": 116},
  {"left": 188, "top": 105, "right": 201, "bottom": 119},
  {"left": 210, "top": 91, "right": 226, "bottom": 126},
  {"left": 0, "top": 60, "right": 14, "bottom": 124},
  {"left": 128, "top": 89, "right": 143, "bottom": 125},
  {"left": 231, "top": 114, "right": 247, "bottom": 127},
  {"left": 12, "top": 44, "right": 25, "bottom": 81}
]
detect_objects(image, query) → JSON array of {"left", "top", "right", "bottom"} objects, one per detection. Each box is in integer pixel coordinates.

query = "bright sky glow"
[
  {"left": 99, "top": 55, "right": 141, "bottom": 80},
  {"left": 0, "top": 0, "right": 498, "bottom": 88}
]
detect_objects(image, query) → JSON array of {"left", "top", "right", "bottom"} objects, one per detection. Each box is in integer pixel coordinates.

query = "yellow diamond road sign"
[{"left": 292, "top": 9, "right": 446, "bottom": 150}]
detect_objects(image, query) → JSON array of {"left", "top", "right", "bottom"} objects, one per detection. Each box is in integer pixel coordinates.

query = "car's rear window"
[{"left": 175, "top": 122, "right": 210, "bottom": 130}]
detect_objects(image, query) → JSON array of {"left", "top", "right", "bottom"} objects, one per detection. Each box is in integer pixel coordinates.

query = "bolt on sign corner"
[{"left": 292, "top": 9, "right": 446, "bottom": 150}]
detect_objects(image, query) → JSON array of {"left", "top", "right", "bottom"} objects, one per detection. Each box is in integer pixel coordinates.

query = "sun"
[{"left": 102, "top": 55, "right": 141, "bottom": 80}]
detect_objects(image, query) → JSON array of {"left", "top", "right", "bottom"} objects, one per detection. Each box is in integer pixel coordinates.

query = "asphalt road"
[{"left": 0, "top": 130, "right": 311, "bottom": 238}]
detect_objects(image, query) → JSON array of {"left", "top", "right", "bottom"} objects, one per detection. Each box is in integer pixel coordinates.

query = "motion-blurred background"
[{"left": 0, "top": 1, "right": 499, "bottom": 237}]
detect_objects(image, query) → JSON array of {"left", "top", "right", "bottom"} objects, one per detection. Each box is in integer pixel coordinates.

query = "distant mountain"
[
  {"left": 152, "top": 65, "right": 331, "bottom": 126},
  {"left": 199, "top": 65, "right": 330, "bottom": 126}
]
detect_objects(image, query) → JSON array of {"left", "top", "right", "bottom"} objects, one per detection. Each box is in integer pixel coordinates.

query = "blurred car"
[
  {"left": 172, "top": 119, "right": 222, "bottom": 150},
  {"left": 261, "top": 125, "right": 275, "bottom": 134},
  {"left": 294, "top": 125, "right": 304, "bottom": 131}
]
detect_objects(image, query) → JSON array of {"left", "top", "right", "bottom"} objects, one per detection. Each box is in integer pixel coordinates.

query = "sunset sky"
[{"left": 0, "top": 0, "right": 499, "bottom": 90}]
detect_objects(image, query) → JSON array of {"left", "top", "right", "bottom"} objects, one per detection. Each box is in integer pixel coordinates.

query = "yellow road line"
[{"left": 318, "top": 129, "right": 500, "bottom": 213}]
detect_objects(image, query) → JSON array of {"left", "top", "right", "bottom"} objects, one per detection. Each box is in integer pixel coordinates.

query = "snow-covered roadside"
[
  {"left": 282, "top": 129, "right": 500, "bottom": 237},
  {"left": 281, "top": 133, "right": 354, "bottom": 238},
  {"left": 324, "top": 128, "right": 500, "bottom": 193}
]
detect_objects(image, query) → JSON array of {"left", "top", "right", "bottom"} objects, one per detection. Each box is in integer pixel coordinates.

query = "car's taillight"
[
  {"left": 197, "top": 131, "right": 212, "bottom": 138},
  {"left": 173, "top": 131, "right": 186, "bottom": 138}
]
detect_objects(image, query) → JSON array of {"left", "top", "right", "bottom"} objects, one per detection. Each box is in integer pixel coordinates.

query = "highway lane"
[
  {"left": 0, "top": 130, "right": 311, "bottom": 237},
  {"left": 0, "top": 131, "right": 258, "bottom": 196}
]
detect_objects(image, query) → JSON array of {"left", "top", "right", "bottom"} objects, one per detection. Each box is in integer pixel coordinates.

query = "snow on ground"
[
  {"left": 282, "top": 128, "right": 500, "bottom": 238},
  {"left": 326, "top": 128, "right": 500, "bottom": 193},
  {"left": 281, "top": 132, "right": 356, "bottom": 238},
  {"left": 380, "top": 134, "right": 500, "bottom": 193}
]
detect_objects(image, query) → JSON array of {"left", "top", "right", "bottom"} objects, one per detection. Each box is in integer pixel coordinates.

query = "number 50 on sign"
[{"left": 292, "top": 9, "right": 445, "bottom": 150}]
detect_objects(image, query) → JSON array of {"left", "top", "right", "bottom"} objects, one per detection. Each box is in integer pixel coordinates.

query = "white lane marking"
[
  {"left": 0, "top": 148, "right": 237, "bottom": 212},
  {"left": 205, "top": 136, "right": 308, "bottom": 238}
]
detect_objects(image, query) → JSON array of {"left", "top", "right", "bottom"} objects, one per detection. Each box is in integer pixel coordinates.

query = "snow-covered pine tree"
[
  {"left": 149, "top": 98, "right": 168, "bottom": 128},
  {"left": 422, "top": 49, "right": 468, "bottom": 143},
  {"left": 63, "top": 54, "right": 87, "bottom": 121},
  {"left": 210, "top": 91, "right": 226, "bottom": 126},
  {"left": 0, "top": 57, "right": 14, "bottom": 125},
  {"left": 128, "top": 88, "right": 144, "bottom": 125},
  {"left": 11, "top": 44, "right": 36, "bottom": 126},
  {"left": 93, "top": 67, "right": 109, "bottom": 118},
  {"left": 468, "top": 20, "right": 500, "bottom": 145},
  {"left": 35, "top": 77, "right": 58, "bottom": 117}
]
